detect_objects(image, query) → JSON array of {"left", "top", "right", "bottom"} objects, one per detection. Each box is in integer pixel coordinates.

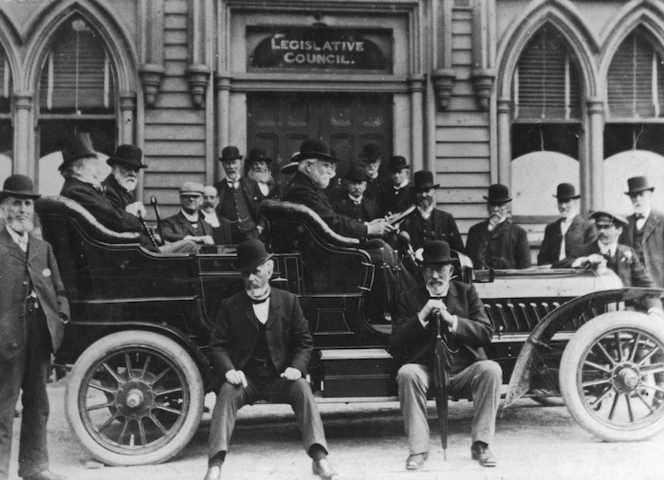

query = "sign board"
[{"left": 249, "top": 27, "right": 391, "bottom": 72}]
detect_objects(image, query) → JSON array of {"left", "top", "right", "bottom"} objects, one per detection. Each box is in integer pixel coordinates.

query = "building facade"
[{"left": 1, "top": 0, "right": 664, "bottom": 247}]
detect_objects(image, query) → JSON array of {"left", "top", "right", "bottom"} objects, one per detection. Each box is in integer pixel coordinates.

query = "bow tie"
[{"left": 227, "top": 180, "right": 239, "bottom": 189}]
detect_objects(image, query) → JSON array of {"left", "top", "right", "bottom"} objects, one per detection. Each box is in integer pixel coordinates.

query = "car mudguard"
[{"left": 503, "top": 286, "right": 663, "bottom": 408}]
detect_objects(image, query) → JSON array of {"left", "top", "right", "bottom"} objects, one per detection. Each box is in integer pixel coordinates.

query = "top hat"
[
  {"left": 107, "top": 145, "right": 148, "bottom": 170},
  {"left": 59, "top": 132, "right": 97, "bottom": 171},
  {"left": 553, "top": 183, "right": 580, "bottom": 201},
  {"left": 179, "top": 181, "right": 205, "bottom": 196},
  {"left": 625, "top": 176, "right": 655, "bottom": 195},
  {"left": 345, "top": 167, "right": 369, "bottom": 183},
  {"left": 413, "top": 171, "right": 439, "bottom": 191},
  {"left": 232, "top": 238, "right": 274, "bottom": 272},
  {"left": 291, "top": 139, "right": 338, "bottom": 163},
  {"left": 484, "top": 184, "right": 512, "bottom": 204},
  {"left": 590, "top": 210, "right": 628, "bottom": 228},
  {"left": 219, "top": 146, "right": 243, "bottom": 162},
  {"left": 360, "top": 143, "right": 382, "bottom": 163},
  {"left": 422, "top": 240, "right": 456, "bottom": 265},
  {"left": 387, "top": 155, "right": 409, "bottom": 173},
  {"left": 0, "top": 174, "right": 40, "bottom": 201}
]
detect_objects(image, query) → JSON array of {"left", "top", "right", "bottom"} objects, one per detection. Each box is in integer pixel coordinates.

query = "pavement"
[{"left": 7, "top": 378, "right": 664, "bottom": 480}]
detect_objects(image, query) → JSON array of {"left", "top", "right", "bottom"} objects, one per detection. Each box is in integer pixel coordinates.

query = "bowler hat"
[
  {"left": 553, "top": 183, "right": 580, "bottom": 201},
  {"left": 590, "top": 210, "right": 628, "bottom": 228},
  {"left": 232, "top": 238, "right": 274, "bottom": 272},
  {"left": 360, "top": 143, "right": 382, "bottom": 163},
  {"left": 246, "top": 148, "right": 272, "bottom": 166},
  {"left": 219, "top": 146, "right": 243, "bottom": 162},
  {"left": 387, "top": 155, "right": 409, "bottom": 173},
  {"left": 179, "top": 181, "right": 205, "bottom": 196},
  {"left": 59, "top": 132, "right": 97, "bottom": 171},
  {"left": 345, "top": 167, "right": 369, "bottom": 183},
  {"left": 0, "top": 174, "right": 40, "bottom": 201},
  {"left": 291, "top": 139, "right": 338, "bottom": 163},
  {"left": 484, "top": 184, "right": 512, "bottom": 204},
  {"left": 107, "top": 144, "right": 148, "bottom": 170},
  {"left": 625, "top": 176, "right": 655, "bottom": 195},
  {"left": 422, "top": 240, "right": 456, "bottom": 265},
  {"left": 413, "top": 170, "right": 439, "bottom": 191}
]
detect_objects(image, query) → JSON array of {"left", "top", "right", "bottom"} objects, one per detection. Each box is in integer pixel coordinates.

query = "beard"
[
  {"left": 7, "top": 216, "right": 34, "bottom": 234},
  {"left": 249, "top": 169, "right": 273, "bottom": 185},
  {"left": 426, "top": 278, "right": 449, "bottom": 297},
  {"left": 117, "top": 176, "right": 137, "bottom": 192},
  {"left": 417, "top": 195, "right": 433, "bottom": 210}
]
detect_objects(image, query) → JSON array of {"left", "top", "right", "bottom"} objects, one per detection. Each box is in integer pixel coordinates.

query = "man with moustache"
[
  {"left": 0, "top": 175, "right": 70, "bottom": 480},
  {"left": 538, "top": 183, "right": 596, "bottom": 266},
  {"left": 245, "top": 148, "right": 279, "bottom": 199},
  {"left": 465, "top": 184, "right": 531, "bottom": 270},
  {"left": 357, "top": 143, "right": 385, "bottom": 212},
  {"left": 204, "top": 239, "right": 339, "bottom": 480},
  {"left": 331, "top": 167, "right": 381, "bottom": 222},
  {"left": 213, "top": 146, "right": 264, "bottom": 243},
  {"left": 390, "top": 240, "right": 501, "bottom": 471},
  {"left": 380, "top": 156, "right": 415, "bottom": 216},
  {"left": 619, "top": 176, "right": 664, "bottom": 289},
  {"left": 162, "top": 182, "right": 215, "bottom": 246},
  {"left": 400, "top": 170, "right": 464, "bottom": 253},
  {"left": 102, "top": 144, "right": 148, "bottom": 218},
  {"left": 201, "top": 186, "right": 232, "bottom": 245}
]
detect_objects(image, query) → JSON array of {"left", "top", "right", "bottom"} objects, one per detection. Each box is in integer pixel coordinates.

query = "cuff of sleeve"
[{"left": 449, "top": 315, "right": 458, "bottom": 333}]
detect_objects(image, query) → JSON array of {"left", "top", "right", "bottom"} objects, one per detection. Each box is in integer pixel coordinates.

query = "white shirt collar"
[
  {"left": 599, "top": 242, "right": 617, "bottom": 257},
  {"left": 6, "top": 225, "right": 28, "bottom": 248},
  {"left": 180, "top": 209, "right": 200, "bottom": 222},
  {"left": 348, "top": 193, "right": 363, "bottom": 204}
]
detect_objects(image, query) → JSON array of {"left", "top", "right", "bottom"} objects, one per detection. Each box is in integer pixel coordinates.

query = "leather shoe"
[
  {"left": 203, "top": 465, "right": 222, "bottom": 480},
  {"left": 471, "top": 442, "right": 497, "bottom": 467},
  {"left": 312, "top": 458, "right": 340, "bottom": 480},
  {"left": 405, "top": 452, "right": 428, "bottom": 470},
  {"left": 22, "top": 471, "right": 66, "bottom": 480}
]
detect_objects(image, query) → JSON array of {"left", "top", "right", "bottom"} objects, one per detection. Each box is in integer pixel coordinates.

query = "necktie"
[
  {"left": 228, "top": 180, "right": 238, "bottom": 190},
  {"left": 17, "top": 235, "right": 28, "bottom": 253}
]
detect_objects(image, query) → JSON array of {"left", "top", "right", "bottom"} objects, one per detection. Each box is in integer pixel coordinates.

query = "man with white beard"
[
  {"left": 245, "top": 148, "right": 278, "bottom": 199},
  {"left": 102, "top": 144, "right": 148, "bottom": 218}
]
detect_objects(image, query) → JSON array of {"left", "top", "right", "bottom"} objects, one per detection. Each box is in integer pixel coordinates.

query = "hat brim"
[
  {"left": 248, "top": 157, "right": 273, "bottom": 165},
  {"left": 291, "top": 151, "right": 339, "bottom": 163},
  {"left": 179, "top": 191, "right": 203, "bottom": 196},
  {"left": 625, "top": 187, "right": 655, "bottom": 195},
  {"left": 414, "top": 184, "right": 440, "bottom": 191},
  {"left": 107, "top": 158, "right": 148, "bottom": 169},
  {"left": 219, "top": 155, "right": 243, "bottom": 162},
  {"left": 388, "top": 165, "right": 410, "bottom": 173},
  {"left": 422, "top": 257, "right": 458, "bottom": 266},
  {"left": 232, "top": 253, "right": 274, "bottom": 272},
  {"left": 483, "top": 196, "right": 512, "bottom": 203},
  {"left": 553, "top": 194, "right": 581, "bottom": 200},
  {"left": 0, "top": 190, "right": 41, "bottom": 200}
]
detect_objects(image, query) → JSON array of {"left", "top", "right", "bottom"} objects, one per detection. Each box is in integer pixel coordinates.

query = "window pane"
[{"left": 0, "top": 52, "right": 11, "bottom": 113}]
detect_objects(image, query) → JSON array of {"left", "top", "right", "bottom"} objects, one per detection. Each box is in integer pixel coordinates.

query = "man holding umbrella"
[{"left": 389, "top": 240, "right": 502, "bottom": 470}]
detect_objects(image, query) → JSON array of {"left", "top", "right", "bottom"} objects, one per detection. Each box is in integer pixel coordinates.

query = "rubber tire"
[
  {"left": 560, "top": 311, "right": 664, "bottom": 442},
  {"left": 65, "top": 331, "right": 204, "bottom": 465}
]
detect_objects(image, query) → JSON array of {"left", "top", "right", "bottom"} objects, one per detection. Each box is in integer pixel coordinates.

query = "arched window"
[
  {"left": 0, "top": 50, "right": 12, "bottom": 179},
  {"left": 37, "top": 17, "right": 117, "bottom": 194}
]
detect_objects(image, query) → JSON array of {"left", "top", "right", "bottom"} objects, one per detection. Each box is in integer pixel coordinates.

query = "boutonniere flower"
[{"left": 621, "top": 250, "right": 633, "bottom": 264}]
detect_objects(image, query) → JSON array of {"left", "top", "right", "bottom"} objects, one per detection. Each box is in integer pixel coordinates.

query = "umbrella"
[{"left": 433, "top": 311, "right": 450, "bottom": 460}]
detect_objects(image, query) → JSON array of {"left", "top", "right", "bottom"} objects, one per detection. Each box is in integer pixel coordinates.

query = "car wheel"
[
  {"left": 65, "top": 331, "right": 204, "bottom": 465},
  {"left": 560, "top": 311, "right": 664, "bottom": 442}
]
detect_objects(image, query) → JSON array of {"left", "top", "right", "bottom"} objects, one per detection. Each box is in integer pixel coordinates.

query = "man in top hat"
[
  {"left": 0, "top": 175, "right": 69, "bottom": 480},
  {"left": 380, "top": 155, "right": 415, "bottom": 216},
  {"left": 102, "top": 144, "right": 148, "bottom": 217},
  {"left": 400, "top": 170, "right": 464, "bottom": 253},
  {"left": 538, "top": 183, "right": 596, "bottom": 266},
  {"left": 59, "top": 133, "right": 197, "bottom": 254},
  {"left": 282, "top": 139, "right": 394, "bottom": 240},
  {"left": 331, "top": 167, "right": 381, "bottom": 222},
  {"left": 357, "top": 143, "right": 385, "bottom": 209},
  {"left": 466, "top": 184, "right": 531, "bottom": 270},
  {"left": 204, "top": 239, "right": 339, "bottom": 480},
  {"left": 162, "top": 182, "right": 217, "bottom": 245},
  {"left": 245, "top": 147, "right": 279, "bottom": 199},
  {"left": 390, "top": 240, "right": 501, "bottom": 471},
  {"left": 619, "top": 176, "right": 664, "bottom": 289},
  {"left": 201, "top": 186, "right": 233, "bottom": 245},
  {"left": 560, "top": 211, "right": 663, "bottom": 313},
  {"left": 213, "top": 146, "right": 264, "bottom": 243}
]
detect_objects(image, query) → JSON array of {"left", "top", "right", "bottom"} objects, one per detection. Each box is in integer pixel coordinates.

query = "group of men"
[{"left": 2, "top": 130, "right": 664, "bottom": 480}]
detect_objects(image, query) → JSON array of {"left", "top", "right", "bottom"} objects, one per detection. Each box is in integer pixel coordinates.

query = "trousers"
[
  {"left": 207, "top": 375, "right": 327, "bottom": 458},
  {"left": 0, "top": 301, "right": 52, "bottom": 480},
  {"left": 397, "top": 360, "right": 502, "bottom": 455}
]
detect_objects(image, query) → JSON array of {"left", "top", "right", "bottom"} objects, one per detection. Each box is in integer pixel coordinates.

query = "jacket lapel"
[
  {"left": 0, "top": 228, "right": 28, "bottom": 262},
  {"left": 179, "top": 211, "right": 199, "bottom": 236},
  {"left": 642, "top": 212, "right": 661, "bottom": 242},
  {"left": 27, "top": 234, "right": 45, "bottom": 265},
  {"left": 240, "top": 293, "right": 259, "bottom": 330},
  {"left": 265, "top": 292, "right": 282, "bottom": 330}
]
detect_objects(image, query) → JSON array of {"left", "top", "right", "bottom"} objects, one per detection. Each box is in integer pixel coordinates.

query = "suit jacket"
[
  {"left": 331, "top": 195, "right": 382, "bottom": 222},
  {"left": 380, "top": 183, "right": 415, "bottom": 215},
  {"left": 162, "top": 211, "right": 214, "bottom": 243},
  {"left": 201, "top": 211, "right": 233, "bottom": 245},
  {"left": 213, "top": 177, "right": 264, "bottom": 230},
  {"left": 620, "top": 209, "right": 664, "bottom": 289},
  {"left": 282, "top": 172, "right": 369, "bottom": 239},
  {"left": 102, "top": 174, "right": 135, "bottom": 212},
  {"left": 389, "top": 280, "right": 493, "bottom": 374},
  {"left": 538, "top": 215, "right": 597, "bottom": 266},
  {"left": 0, "top": 229, "right": 70, "bottom": 363},
  {"left": 208, "top": 288, "right": 313, "bottom": 379},
  {"left": 466, "top": 220, "right": 531, "bottom": 269},
  {"left": 400, "top": 208, "right": 465, "bottom": 253}
]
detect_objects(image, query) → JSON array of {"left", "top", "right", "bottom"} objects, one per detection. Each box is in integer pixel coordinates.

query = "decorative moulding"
[
  {"left": 430, "top": 68, "right": 456, "bottom": 110},
  {"left": 471, "top": 69, "right": 496, "bottom": 111},
  {"left": 138, "top": 64, "right": 165, "bottom": 107},
  {"left": 186, "top": 65, "right": 211, "bottom": 108}
]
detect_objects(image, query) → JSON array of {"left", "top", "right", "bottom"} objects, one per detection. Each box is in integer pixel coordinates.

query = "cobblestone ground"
[{"left": 8, "top": 379, "right": 664, "bottom": 480}]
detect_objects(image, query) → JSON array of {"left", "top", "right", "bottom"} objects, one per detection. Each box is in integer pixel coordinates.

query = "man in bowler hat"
[
  {"left": 204, "top": 239, "right": 339, "bottom": 480},
  {"left": 244, "top": 147, "right": 279, "bottom": 199},
  {"left": 213, "top": 146, "right": 264, "bottom": 243},
  {"left": 380, "top": 155, "right": 415, "bottom": 215},
  {"left": 619, "top": 176, "right": 664, "bottom": 289},
  {"left": 0, "top": 175, "right": 70, "bottom": 480},
  {"left": 465, "top": 184, "right": 531, "bottom": 270},
  {"left": 357, "top": 143, "right": 386, "bottom": 211},
  {"left": 390, "top": 240, "right": 501, "bottom": 470},
  {"left": 400, "top": 170, "right": 464, "bottom": 253},
  {"left": 331, "top": 166, "right": 382, "bottom": 222},
  {"left": 538, "top": 183, "right": 596, "bottom": 266},
  {"left": 102, "top": 144, "right": 148, "bottom": 216}
]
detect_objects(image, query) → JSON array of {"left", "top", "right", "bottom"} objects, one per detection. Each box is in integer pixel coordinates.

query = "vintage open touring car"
[{"left": 35, "top": 195, "right": 664, "bottom": 466}]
